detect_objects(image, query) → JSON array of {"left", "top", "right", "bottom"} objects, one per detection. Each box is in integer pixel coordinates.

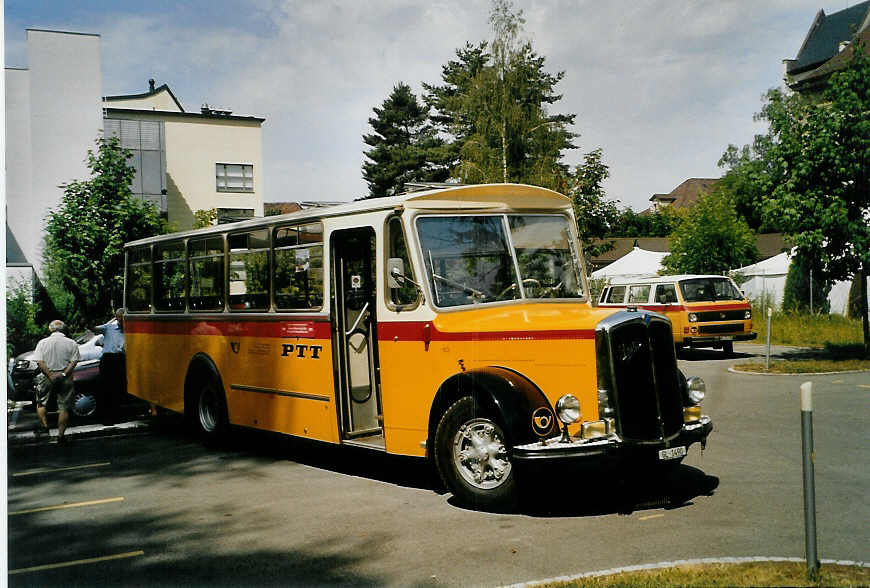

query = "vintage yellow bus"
[
  {"left": 597, "top": 275, "right": 756, "bottom": 355},
  {"left": 124, "top": 183, "right": 711, "bottom": 509}
]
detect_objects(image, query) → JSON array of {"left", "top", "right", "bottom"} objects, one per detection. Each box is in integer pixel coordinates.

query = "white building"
[{"left": 5, "top": 29, "right": 265, "bottom": 291}]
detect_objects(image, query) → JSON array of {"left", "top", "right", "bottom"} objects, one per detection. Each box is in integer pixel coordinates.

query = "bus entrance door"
[{"left": 331, "top": 227, "right": 383, "bottom": 446}]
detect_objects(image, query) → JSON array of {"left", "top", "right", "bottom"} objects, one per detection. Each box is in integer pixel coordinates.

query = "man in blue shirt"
[{"left": 94, "top": 308, "right": 125, "bottom": 426}]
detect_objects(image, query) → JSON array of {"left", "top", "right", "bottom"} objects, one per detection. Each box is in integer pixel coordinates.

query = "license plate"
[
  {"left": 720, "top": 335, "right": 734, "bottom": 340},
  {"left": 658, "top": 446, "right": 686, "bottom": 461}
]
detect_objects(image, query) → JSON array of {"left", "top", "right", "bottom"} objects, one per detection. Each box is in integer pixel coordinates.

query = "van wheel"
[
  {"left": 196, "top": 377, "right": 229, "bottom": 445},
  {"left": 434, "top": 397, "right": 517, "bottom": 511},
  {"left": 722, "top": 341, "right": 734, "bottom": 356}
]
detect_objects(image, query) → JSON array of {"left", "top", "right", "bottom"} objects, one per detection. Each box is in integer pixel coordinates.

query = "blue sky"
[{"left": 3, "top": 1, "right": 853, "bottom": 209}]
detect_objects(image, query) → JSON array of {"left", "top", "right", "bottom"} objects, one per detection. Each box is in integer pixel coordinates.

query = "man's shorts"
[{"left": 34, "top": 373, "right": 75, "bottom": 411}]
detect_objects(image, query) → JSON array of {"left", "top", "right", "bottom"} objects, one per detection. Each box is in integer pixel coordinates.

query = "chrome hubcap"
[
  {"left": 452, "top": 418, "right": 511, "bottom": 490},
  {"left": 72, "top": 393, "right": 96, "bottom": 417}
]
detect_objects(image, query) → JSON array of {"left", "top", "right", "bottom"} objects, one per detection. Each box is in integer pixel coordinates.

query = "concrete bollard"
[{"left": 800, "top": 381, "right": 820, "bottom": 582}]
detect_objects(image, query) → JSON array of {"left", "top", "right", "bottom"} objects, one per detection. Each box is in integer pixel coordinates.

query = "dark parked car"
[{"left": 8, "top": 331, "right": 103, "bottom": 417}]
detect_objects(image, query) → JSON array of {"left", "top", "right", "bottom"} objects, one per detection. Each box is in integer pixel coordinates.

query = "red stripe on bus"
[
  {"left": 604, "top": 303, "right": 749, "bottom": 312},
  {"left": 124, "top": 317, "right": 596, "bottom": 342},
  {"left": 124, "top": 318, "right": 332, "bottom": 339},
  {"left": 376, "top": 321, "right": 596, "bottom": 342}
]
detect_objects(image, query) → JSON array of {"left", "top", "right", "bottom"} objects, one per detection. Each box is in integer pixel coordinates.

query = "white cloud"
[{"left": 7, "top": 0, "right": 836, "bottom": 209}]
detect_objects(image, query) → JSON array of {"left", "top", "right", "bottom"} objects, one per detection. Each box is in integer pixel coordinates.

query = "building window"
[
  {"left": 216, "top": 163, "right": 254, "bottom": 193},
  {"left": 217, "top": 208, "right": 255, "bottom": 224}
]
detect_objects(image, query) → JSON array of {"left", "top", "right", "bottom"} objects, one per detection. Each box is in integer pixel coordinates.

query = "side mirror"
[{"left": 387, "top": 257, "right": 405, "bottom": 289}]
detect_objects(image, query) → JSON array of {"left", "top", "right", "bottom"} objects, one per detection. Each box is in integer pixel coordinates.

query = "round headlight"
[
  {"left": 744, "top": 310, "right": 751, "bottom": 319},
  {"left": 688, "top": 313, "right": 698, "bottom": 322},
  {"left": 556, "top": 394, "right": 581, "bottom": 424},
  {"left": 686, "top": 376, "right": 706, "bottom": 405}
]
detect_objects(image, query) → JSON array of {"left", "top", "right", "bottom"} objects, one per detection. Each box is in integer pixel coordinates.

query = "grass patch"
[
  {"left": 734, "top": 342, "right": 869, "bottom": 373},
  {"left": 541, "top": 561, "right": 870, "bottom": 587},
  {"left": 752, "top": 307, "right": 864, "bottom": 347},
  {"left": 733, "top": 359, "right": 870, "bottom": 374}
]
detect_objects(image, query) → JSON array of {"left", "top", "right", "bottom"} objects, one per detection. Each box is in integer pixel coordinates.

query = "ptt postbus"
[{"left": 123, "top": 183, "right": 711, "bottom": 509}]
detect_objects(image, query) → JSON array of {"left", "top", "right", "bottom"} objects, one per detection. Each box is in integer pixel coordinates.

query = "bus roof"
[
  {"left": 605, "top": 274, "right": 733, "bottom": 285},
  {"left": 125, "top": 183, "right": 570, "bottom": 248}
]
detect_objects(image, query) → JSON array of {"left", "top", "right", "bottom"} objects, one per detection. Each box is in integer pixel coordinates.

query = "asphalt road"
[{"left": 7, "top": 345, "right": 869, "bottom": 587}]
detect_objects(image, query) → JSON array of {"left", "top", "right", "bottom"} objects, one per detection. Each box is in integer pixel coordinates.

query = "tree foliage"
[
  {"left": 783, "top": 251, "right": 831, "bottom": 314},
  {"left": 420, "top": 0, "right": 575, "bottom": 191},
  {"left": 608, "top": 208, "right": 678, "bottom": 238},
  {"left": 6, "top": 281, "right": 43, "bottom": 358},
  {"left": 565, "top": 148, "right": 619, "bottom": 261},
  {"left": 758, "top": 44, "right": 870, "bottom": 353},
  {"left": 193, "top": 208, "right": 218, "bottom": 228},
  {"left": 43, "top": 136, "right": 166, "bottom": 329},
  {"left": 362, "top": 82, "right": 447, "bottom": 197},
  {"left": 661, "top": 191, "right": 758, "bottom": 275}
]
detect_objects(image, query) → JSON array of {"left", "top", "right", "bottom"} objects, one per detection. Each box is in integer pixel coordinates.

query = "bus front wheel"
[
  {"left": 722, "top": 341, "right": 734, "bottom": 356},
  {"left": 434, "top": 396, "right": 517, "bottom": 511}
]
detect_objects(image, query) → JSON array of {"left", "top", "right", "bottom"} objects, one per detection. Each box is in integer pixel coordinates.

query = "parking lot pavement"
[{"left": 7, "top": 400, "right": 154, "bottom": 446}]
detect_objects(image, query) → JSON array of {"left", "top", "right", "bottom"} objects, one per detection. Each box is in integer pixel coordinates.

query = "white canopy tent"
[
  {"left": 732, "top": 251, "right": 790, "bottom": 309},
  {"left": 733, "top": 251, "right": 869, "bottom": 315},
  {"left": 590, "top": 247, "right": 666, "bottom": 280}
]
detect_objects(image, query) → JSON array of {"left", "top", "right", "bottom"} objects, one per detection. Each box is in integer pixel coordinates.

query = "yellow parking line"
[
  {"left": 10, "top": 497, "right": 124, "bottom": 516},
  {"left": 8, "top": 550, "right": 144, "bottom": 575},
  {"left": 638, "top": 514, "right": 665, "bottom": 521},
  {"left": 13, "top": 462, "right": 111, "bottom": 477}
]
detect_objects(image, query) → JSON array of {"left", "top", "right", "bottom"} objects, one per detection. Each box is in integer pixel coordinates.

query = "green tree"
[
  {"left": 782, "top": 252, "right": 831, "bottom": 314},
  {"left": 43, "top": 136, "right": 166, "bottom": 329},
  {"left": 661, "top": 191, "right": 758, "bottom": 275},
  {"left": 565, "top": 148, "right": 619, "bottom": 261},
  {"left": 193, "top": 208, "right": 218, "bottom": 228},
  {"left": 6, "top": 281, "right": 43, "bottom": 358},
  {"left": 362, "top": 82, "right": 446, "bottom": 197},
  {"left": 422, "top": 0, "right": 575, "bottom": 190},
  {"left": 716, "top": 136, "right": 777, "bottom": 232},
  {"left": 609, "top": 207, "right": 678, "bottom": 238},
  {"left": 757, "top": 44, "right": 870, "bottom": 355}
]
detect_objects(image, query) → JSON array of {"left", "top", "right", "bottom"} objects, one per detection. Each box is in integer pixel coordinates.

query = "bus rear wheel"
[
  {"left": 195, "top": 378, "right": 229, "bottom": 446},
  {"left": 434, "top": 396, "right": 517, "bottom": 511}
]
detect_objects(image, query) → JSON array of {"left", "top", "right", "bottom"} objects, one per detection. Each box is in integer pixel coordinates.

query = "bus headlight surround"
[
  {"left": 686, "top": 376, "right": 706, "bottom": 405},
  {"left": 556, "top": 394, "right": 581, "bottom": 424},
  {"left": 688, "top": 313, "right": 698, "bottom": 322}
]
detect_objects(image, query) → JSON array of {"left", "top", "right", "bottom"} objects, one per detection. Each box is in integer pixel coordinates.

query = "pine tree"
[{"left": 362, "top": 82, "right": 446, "bottom": 198}]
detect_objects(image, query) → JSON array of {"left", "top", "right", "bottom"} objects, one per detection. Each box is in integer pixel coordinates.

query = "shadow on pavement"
[{"left": 677, "top": 348, "right": 750, "bottom": 361}]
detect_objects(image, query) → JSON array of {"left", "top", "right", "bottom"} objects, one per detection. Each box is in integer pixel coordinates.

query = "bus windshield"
[
  {"left": 679, "top": 277, "right": 743, "bottom": 302},
  {"left": 416, "top": 214, "right": 585, "bottom": 308}
]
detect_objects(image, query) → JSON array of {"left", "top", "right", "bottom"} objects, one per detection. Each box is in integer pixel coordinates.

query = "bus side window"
[
  {"left": 606, "top": 285, "right": 626, "bottom": 303},
  {"left": 655, "top": 283, "right": 678, "bottom": 304},
  {"left": 274, "top": 223, "right": 324, "bottom": 310},
  {"left": 628, "top": 284, "right": 651, "bottom": 304},
  {"left": 228, "top": 230, "right": 270, "bottom": 311},
  {"left": 126, "top": 246, "right": 152, "bottom": 312},
  {"left": 599, "top": 287, "right": 609, "bottom": 304},
  {"left": 155, "top": 242, "right": 187, "bottom": 311},
  {"left": 386, "top": 217, "right": 418, "bottom": 308},
  {"left": 188, "top": 237, "right": 225, "bottom": 311}
]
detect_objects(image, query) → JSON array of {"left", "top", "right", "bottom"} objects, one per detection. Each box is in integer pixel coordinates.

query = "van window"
[
  {"left": 606, "top": 285, "right": 626, "bottom": 303},
  {"left": 628, "top": 285, "right": 651, "bottom": 304},
  {"left": 654, "top": 283, "right": 678, "bottom": 304},
  {"left": 680, "top": 277, "right": 742, "bottom": 302}
]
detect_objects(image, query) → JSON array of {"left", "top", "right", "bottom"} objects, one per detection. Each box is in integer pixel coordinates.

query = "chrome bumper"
[{"left": 512, "top": 416, "right": 712, "bottom": 464}]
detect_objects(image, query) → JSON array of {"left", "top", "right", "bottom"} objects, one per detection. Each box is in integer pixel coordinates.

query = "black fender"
[
  {"left": 184, "top": 353, "right": 224, "bottom": 413},
  {"left": 430, "top": 366, "right": 556, "bottom": 449}
]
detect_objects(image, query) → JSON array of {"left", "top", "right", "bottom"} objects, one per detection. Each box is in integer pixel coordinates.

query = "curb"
[
  {"left": 500, "top": 556, "right": 870, "bottom": 587},
  {"left": 728, "top": 366, "right": 870, "bottom": 376},
  {"left": 7, "top": 419, "right": 153, "bottom": 446}
]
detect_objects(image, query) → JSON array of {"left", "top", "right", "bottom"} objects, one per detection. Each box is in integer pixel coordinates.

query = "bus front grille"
[{"left": 597, "top": 312, "right": 683, "bottom": 443}]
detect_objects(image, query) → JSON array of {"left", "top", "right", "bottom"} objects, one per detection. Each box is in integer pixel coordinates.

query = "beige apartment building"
[{"left": 105, "top": 80, "right": 265, "bottom": 229}]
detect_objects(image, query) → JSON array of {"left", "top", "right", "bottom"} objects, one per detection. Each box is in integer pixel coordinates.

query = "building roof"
[
  {"left": 104, "top": 79, "right": 185, "bottom": 112},
  {"left": 785, "top": 1, "right": 870, "bottom": 76},
  {"left": 649, "top": 178, "right": 719, "bottom": 208}
]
